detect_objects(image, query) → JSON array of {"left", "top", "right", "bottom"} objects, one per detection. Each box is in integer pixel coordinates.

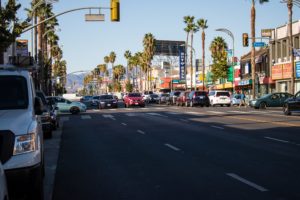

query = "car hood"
[{"left": 0, "top": 110, "right": 33, "bottom": 135}]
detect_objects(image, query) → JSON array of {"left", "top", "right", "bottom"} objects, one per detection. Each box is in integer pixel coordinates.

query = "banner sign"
[
  {"left": 261, "top": 29, "right": 274, "bottom": 37},
  {"left": 179, "top": 46, "right": 186, "bottom": 80},
  {"left": 272, "top": 64, "right": 283, "bottom": 80},
  {"left": 282, "top": 63, "right": 292, "bottom": 79},
  {"left": 296, "top": 62, "right": 300, "bottom": 78}
]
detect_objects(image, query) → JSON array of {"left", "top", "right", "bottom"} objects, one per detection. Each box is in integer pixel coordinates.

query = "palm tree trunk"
[
  {"left": 185, "top": 32, "right": 189, "bottom": 89},
  {"left": 288, "top": 1, "right": 295, "bottom": 94},
  {"left": 190, "top": 32, "right": 194, "bottom": 90},
  {"left": 202, "top": 31, "right": 205, "bottom": 90},
  {"left": 251, "top": 0, "right": 256, "bottom": 99}
]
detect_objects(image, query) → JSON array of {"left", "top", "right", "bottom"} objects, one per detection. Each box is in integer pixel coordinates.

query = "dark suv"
[
  {"left": 188, "top": 91, "right": 210, "bottom": 107},
  {"left": 283, "top": 91, "right": 300, "bottom": 115}
]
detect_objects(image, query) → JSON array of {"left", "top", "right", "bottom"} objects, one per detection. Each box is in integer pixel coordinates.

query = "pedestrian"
[{"left": 239, "top": 91, "right": 247, "bottom": 108}]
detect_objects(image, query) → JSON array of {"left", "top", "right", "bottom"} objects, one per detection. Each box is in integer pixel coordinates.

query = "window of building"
[
  {"left": 282, "top": 40, "right": 287, "bottom": 58},
  {"left": 277, "top": 41, "right": 281, "bottom": 60},
  {"left": 271, "top": 43, "right": 275, "bottom": 61},
  {"left": 295, "top": 36, "right": 299, "bottom": 49}
]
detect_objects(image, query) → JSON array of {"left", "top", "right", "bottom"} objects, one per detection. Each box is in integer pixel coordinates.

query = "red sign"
[
  {"left": 282, "top": 63, "right": 292, "bottom": 79},
  {"left": 272, "top": 65, "right": 282, "bottom": 80}
]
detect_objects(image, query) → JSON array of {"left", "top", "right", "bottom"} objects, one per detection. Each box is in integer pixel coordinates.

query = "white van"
[
  {"left": 0, "top": 65, "right": 44, "bottom": 199},
  {"left": 208, "top": 90, "right": 231, "bottom": 107}
]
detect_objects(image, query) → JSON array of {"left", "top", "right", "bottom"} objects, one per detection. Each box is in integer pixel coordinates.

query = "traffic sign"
[{"left": 253, "top": 42, "right": 266, "bottom": 47}]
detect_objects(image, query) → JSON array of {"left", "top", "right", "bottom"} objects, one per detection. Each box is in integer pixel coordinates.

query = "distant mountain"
[{"left": 66, "top": 72, "right": 88, "bottom": 93}]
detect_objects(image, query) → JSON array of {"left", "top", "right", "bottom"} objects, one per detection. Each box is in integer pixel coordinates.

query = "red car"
[
  {"left": 176, "top": 91, "right": 191, "bottom": 106},
  {"left": 124, "top": 93, "right": 145, "bottom": 108}
]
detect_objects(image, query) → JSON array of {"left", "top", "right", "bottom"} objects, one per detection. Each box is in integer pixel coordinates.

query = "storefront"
[{"left": 272, "top": 63, "right": 293, "bottom": 93}]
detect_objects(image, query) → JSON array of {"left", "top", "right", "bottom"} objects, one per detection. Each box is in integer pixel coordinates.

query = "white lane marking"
[
  {"left": 102, "top": 114, "right": 116, "bottom": 121},
  {"left": 81, "top": 115, "right": 91, "bottom": 119},
  {"left": 109, "top": 109, "right": 117, "bottom": 111},
  {"left": 125, "top": 113, "right": 139, "bottom": 117},
  {"left": 211, "top": 125, "right": 224, "bottom": 130},
  {"left": 92, "top": 109, "right": 99, "bottom": 112},
  {"left": 208, "top": 111, "right": 226, "bottom": 114},
  {"left": 126, "top": 108, "right": 133, "bottom": 111},
  {"left": 60, "top": 116, "right": 69, "bottom": 121},
  {"left": 165, "top": 143, "right": 181, "bottom": 151},
  {"left": 167, "top": 112, "right": 181, "bottom": 115},
  {"left": 121, "top": 123, "right": 127, "bottom": 126},
  {"left": 226, "top": 173, "right": 268, "bottom": 192},
  {"left": 154, "top": 107, "right": 164, "bottom": 110},
  {"left": 264, "top": 137, "right": 290, "bottom": 143},
  {"left": 147, "top": 113, "right": 168, "bottom": 117},
  {"left": 227, "top": 111, "right": 248, "bottom": 114},
  {"left": 141, "top": 107, "right": 149, "bottom": 110},
  {"left": 137, "top": 130, "right": 145, "bottom": 135},
  {"left": 171, "top": 107, "right": 180, "bottom": 110},
  {"left": 180, "top": 119, "right": 189, "bottom": 122},
  {"left": 186, "top": 111, "right": 202, "bottom": 115}
]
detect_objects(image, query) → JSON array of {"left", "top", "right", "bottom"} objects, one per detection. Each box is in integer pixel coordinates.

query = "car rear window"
[
  {"left": 195, "top": 91, "right": 207, "bottom": 96},
  {"left": 0, "top": 76, "right": 28, "bottom": 110},
  {"left": 216, "top": 92, "right": 230, "bottom": 97},
  {"left": 100, "top": 95, "right": 113, "bottom": 99},
  {"left": 128, "top": 93, "right": 141, "bottom": 97}
]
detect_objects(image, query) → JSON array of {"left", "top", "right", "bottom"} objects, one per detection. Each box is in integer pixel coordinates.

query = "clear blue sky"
[{"left": 15, "top": 0, "right": 300, "bottom": 73}]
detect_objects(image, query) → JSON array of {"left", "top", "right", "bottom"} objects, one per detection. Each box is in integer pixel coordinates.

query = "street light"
[{"left": 216, "top": 28, "right": 235, "bottom": 93}]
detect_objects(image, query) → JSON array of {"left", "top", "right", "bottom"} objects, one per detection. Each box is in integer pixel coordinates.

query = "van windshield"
[{"left": 0, "top": 76, "right": 29, "bottom": 110}]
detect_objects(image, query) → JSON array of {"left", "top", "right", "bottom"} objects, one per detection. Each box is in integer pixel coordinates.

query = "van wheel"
[
  {"left": 28, "top": 165, "right": 44, "bottom": 200},
  {"left": 70, "top": 107, "right": 80, "bottom": 114}
]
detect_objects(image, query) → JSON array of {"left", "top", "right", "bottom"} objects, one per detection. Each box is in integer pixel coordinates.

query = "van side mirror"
[{"left": 34, "top": 97, "right": 43, "bottom": 115}]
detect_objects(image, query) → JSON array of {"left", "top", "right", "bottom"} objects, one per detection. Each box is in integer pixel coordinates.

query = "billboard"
[
  {"left": 154, "top": 40, "right": 185, "bottom": 56},
  {"left": 179, "top": 46, "right": 186, "bottom": 80},
  {"left": 16, "top": 39, "right": 28, "bottom": 56}
]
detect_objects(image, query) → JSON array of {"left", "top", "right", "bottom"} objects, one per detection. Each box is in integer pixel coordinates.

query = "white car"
[
  {"left": 231, "top": 94, "right": 242, "bottom": 106},
  {"left": 0, "top": 65, "right": 44, "bottom": 199},
  {"left": 209, "top": 90, "right": 231, "bottom": 107}
]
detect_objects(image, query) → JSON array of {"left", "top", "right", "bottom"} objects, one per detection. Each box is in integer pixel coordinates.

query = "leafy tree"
[
  {"left": 113, "top": 64, "right": 125, "bottom": 82},
  {"left": 0, "top": 0, "right": 28, "bottom": 64},
  {"left": 209, "top": 36, "right": 228, "bottom": 82},
  {"left": 125, "top": 81, "right": 133, "bottom": 92}
]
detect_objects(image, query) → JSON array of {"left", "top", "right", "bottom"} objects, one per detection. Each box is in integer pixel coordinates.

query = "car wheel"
[
  {"left": 70, "top": 106, "right": 80, "bottom": 114},
  {"left": 44, "top": 130, "right": 52, "bottom": 139},
  {"left": 28, "top": 164, "right": 44, "bottom": 200},
  {"left": 259, "top": 102, "right": 267, "bottom": 109},
  {"left": 283, "top": 103, "right": 291, "bottom": 115}
]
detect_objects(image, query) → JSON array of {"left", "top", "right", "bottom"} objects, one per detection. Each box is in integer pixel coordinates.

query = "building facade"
[{"left": 270, "top": 20, "right": 300, "bottom": 94}]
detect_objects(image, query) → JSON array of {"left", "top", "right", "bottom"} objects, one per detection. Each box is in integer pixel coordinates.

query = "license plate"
[
  {"left": 200, "top": 96, "right": 204, "bottom": 99},
  {"left": 107, "top": 104, "right": 111, "bottom": 106},
  {"left": 135, "top": 103, "right": 139, "bottom": 105}
]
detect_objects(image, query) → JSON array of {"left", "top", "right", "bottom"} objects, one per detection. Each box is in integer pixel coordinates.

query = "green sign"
[{"left": 227, "top": 66, "right": 233, "bottom": 82}]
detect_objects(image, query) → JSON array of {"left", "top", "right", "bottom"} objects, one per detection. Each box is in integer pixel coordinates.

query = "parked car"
[
  {"left": 188, "top": 91, "right": 210, "bottom": 107},
  {"left": 46, "top": 96, "right": 60, "bottom": 130},
  {"left": 209, "top": 90, "right": 231, "bottom": 107},
  {"left": 91, "top": 95, "right": 101, "bottom": 107},
  {"left": 98, "top": 94, "right": 118, "bottom": 109},
  {"left": 231, "top": 94, "right": 242, "bottom": 106},
  {"left": 124, "top": 93, "right": 145, "bottom": 107},
  {"left": 283, "top": 91, "right": 300, "bottom": 115},
  {"left": 249, "top": 92, "right": 293, "bottom": 109},
  {"left": 0, "top": 65, "right": 44, "bottom": 199},
  {"left": 48, "top": 96, "right": 87, "bottom": 114},
  {"left": 36, "top": 90, "right": 53, "bottom": 138},
  {"left": 168, "top": 91, "right": 181, "bottom": 105},
  {"left": 142, "top": 91, "right": 154, "bottom": 103},
  {"left": 80, "top": 95, "right": 93, "bottom": 107},
  {"left": 157, "top": 93, "right": 170, "bottom": 104},
  {"left": 176, "top": 91, "right": 191, "bottom": 106},
  {"left": 149, "top": 94, "right": 159, "bottom": 103}
]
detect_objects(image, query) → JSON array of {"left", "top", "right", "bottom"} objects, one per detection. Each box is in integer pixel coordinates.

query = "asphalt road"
[{"left": 52, "top": 104, "right": 300, "bottom": 200}]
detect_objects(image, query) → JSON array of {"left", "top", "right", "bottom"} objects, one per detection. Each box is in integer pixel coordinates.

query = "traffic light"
[
  {"left": 111, "top": 0, "right": 120, "bottom": 22},
  {"left": 242, "top": 33, "right": 249, "bottom": 47}
]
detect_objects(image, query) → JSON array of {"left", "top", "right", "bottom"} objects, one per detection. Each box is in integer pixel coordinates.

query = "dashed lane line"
[
  {"left": 146, "top": 113, "right": 168, "bottom": 117},
  {"left": 121, "top": 123, "right": 127, "bottom": 126},
  {"left": 180, "top": 119, "right": 189, "bottom": 122},
  {"left": 207, "top": 111, "right": 226, "bottom": 114},
  {"left": 81, "top": 115, "right": 91, "bottom": 120},
  {"left": 264, "top": 137, "right": 290, "bottom": 144},
  {"left": 165, "top": 143, "right": 181, "bottom": 151},
  {"left": 226, "top": 173, "right": 268, "bottom": 192},
  {"left": 137, "top": 130, "right": 145, "bottom": 135},
  {"left": 210, "top": 125, "right": 224, "bottom": 130}
]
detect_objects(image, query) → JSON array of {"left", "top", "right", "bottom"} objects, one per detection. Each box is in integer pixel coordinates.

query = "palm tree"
[
  {"left": 143, "top": 33, "right": 156, "bottom": 91},
  {"left": 113, "top": 64, "right": 126, "bottom": 82},
  {"left": 124, "top": 50, "right": 132, "bottom": 82},
  {"left": 183, "top": 16, "right": 193, "bottom": 89},
  {"left": 109, "top": 51, "right": 116, "bottom": 70},
  {"left": 197, "top": 18, "right": 208, "bottom": 90},
  {"left": 250, "top": 0, "right": 269, "bottom": 99},
  {"left": 129, "top": 54, "right": 140, "bottom": 91}
]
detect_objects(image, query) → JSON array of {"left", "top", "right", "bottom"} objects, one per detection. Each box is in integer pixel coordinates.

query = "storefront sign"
[
  {"left": 179, "top": 46, "right": 186, "bottom": 80},
  {"left": 238, "top": 79, "right": 252, "bottom": 86},
  {"left": 271, "top": 65, "right": 283, "bottom": 80},
  {"left": 296, "top": 62, "right": 300, "bottom": 78},
  {"left": 282, "top": 63, "right": 292, "bottom": 79}
]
